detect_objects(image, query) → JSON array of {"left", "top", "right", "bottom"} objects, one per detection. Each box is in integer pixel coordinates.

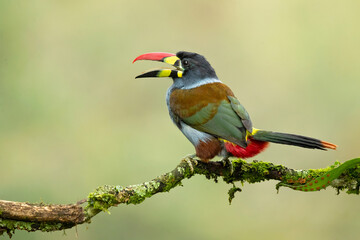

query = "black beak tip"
[{"left": 135, "top": 71, "right": 159, "bottom": 79}]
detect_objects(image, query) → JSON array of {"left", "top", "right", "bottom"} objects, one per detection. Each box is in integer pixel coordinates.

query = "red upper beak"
[{"left": 132, "top": 52, "right": 176, "bottom": 63}]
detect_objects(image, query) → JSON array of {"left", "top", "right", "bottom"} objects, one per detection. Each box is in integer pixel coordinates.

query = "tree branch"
[{"left": 1, "top": 157, "right": 359, "bottom": 237}]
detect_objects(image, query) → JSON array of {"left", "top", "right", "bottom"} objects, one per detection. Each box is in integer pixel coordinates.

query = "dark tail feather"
[{"left": 252, "top": 130, "right": 337, "bottom": 150}]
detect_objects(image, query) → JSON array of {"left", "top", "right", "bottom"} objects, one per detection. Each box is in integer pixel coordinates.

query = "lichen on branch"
[{"left": 0, "top": 157, "right": 359, "bottom": 237}]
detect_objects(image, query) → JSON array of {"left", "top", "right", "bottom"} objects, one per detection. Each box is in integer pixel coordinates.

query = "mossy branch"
[{"left": 1, "top": 157, "right": 359, "bottom": 237}]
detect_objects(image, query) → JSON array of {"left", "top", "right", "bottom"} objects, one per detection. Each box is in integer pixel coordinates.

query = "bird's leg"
[
  {"left": 186, "top": 153, "right": 196, "bottom": 159},
  {"left": 221, "top": 155, "right": 234, "bottom": 175},
  {"left": 181, "top": 154, "right": 198, "bottom": 174}
]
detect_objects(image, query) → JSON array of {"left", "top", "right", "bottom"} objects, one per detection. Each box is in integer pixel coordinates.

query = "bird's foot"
[
  {"left": 181, "top": 154, "right": 198, "bottom": 174},
  {"left": 221, "top": 157, "right": 234, "bottom": 175},
  {"left": 185, "top": 154, "right": 196, "bottom": 159}
]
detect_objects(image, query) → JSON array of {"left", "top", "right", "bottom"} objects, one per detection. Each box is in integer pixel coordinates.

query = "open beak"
[{"left": 133, "top": 52, "right": 183, "bottom": 79}]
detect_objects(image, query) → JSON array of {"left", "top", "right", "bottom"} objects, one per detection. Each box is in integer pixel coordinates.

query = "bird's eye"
[{"left": 182, "top": 60, "right": 189, "bottom": 66}]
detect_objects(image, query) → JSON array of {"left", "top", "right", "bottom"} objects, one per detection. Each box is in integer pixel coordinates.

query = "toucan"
[{"left": 133, "top": 51, "right": 336, "bottom": 162}]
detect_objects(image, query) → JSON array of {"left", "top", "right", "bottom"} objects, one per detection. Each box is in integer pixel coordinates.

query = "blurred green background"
[{"left": 1, "top": 0, "right": 359, "bottom": 239}]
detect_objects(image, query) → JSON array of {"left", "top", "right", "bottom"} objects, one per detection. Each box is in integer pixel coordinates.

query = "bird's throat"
[{"left": 180, "top": 78, "right": 221, "bottom": 90}]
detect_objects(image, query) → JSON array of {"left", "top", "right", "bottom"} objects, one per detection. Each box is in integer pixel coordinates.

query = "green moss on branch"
[{"left": 1, "top": 157, "right": 359, "bottom": 237}]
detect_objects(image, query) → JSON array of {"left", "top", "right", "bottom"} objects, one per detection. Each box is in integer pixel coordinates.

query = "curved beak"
[{"left": 133, "top": 52, "right": 183, "bottom": 79}]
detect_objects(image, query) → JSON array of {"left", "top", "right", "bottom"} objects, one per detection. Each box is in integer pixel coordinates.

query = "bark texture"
[{"left": 0, "top": 157, "right": 359, "bottom": 237}]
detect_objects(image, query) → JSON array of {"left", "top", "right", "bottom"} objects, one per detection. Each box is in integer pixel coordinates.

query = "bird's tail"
[{"left": 251, "top": 129, "right": 337, "bottom": 150}]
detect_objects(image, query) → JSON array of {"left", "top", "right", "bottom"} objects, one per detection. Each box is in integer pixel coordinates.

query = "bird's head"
[{"left": 133, "top": 51, "right": 218, "bottom": 87}]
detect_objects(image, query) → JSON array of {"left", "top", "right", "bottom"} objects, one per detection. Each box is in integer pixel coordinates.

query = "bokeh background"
[{"left": 1, "top": 1, "right": 359, "bottom": 239}]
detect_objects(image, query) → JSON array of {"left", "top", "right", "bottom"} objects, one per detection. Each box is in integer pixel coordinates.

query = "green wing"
[
  {"left": 181, "top": 99, "right": 251, "bottom": 148},
  {"left": 227, "top": 96, "right": 253, "bottom": 133}
]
